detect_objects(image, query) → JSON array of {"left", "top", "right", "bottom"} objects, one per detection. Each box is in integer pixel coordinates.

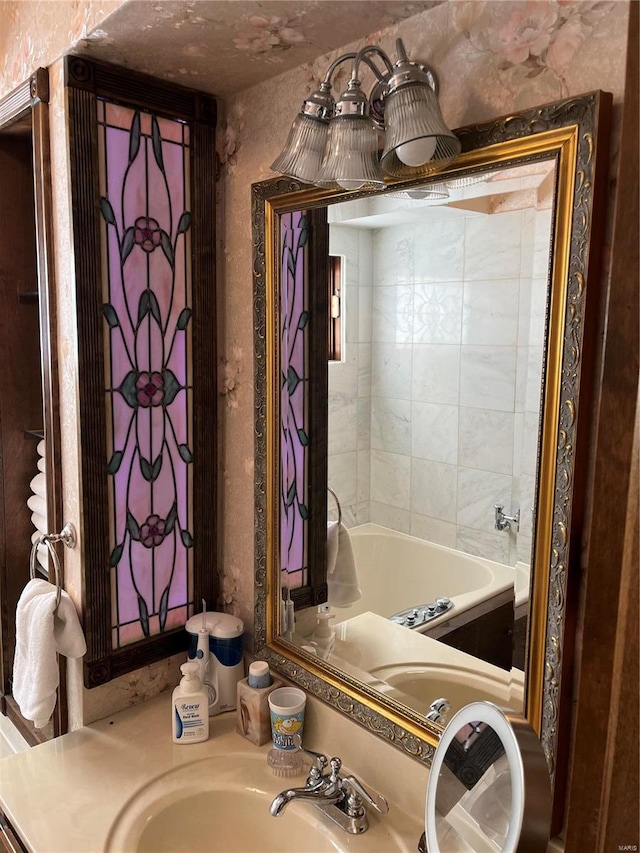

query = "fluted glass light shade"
[
  {"left": 315, "top": 115, "right": 385, "bottom": 190},
  {"left": 270, "top": 113, "right": 330, "bottom": 185},
  {"left": 388, "top": 183, "right": 449, "bottom": 200},
  {"left": 381, "top": 83, "right": 461, "bottom": 178}
]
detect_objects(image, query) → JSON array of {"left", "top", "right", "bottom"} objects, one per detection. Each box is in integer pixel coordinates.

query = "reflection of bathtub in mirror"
[{"left": 324, "top": 524, "right": 523, "bottom": 672}]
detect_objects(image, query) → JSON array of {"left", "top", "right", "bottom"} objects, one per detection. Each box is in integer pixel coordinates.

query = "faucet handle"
[
  {"left": 343, "top": 775, "right": 389, "bottom": 814},
  {"left": 291, "top": 734, "right": 328, "bottom": 773}
]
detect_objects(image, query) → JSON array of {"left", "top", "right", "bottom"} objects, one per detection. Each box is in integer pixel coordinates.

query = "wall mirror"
[{"left": 253, "top": 91, "right": 611, "bottom": 818}]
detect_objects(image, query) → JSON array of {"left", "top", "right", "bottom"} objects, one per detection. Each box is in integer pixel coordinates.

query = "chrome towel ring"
[
  {"left": 29, "top": 523, "right": 76, "bottom": 610},
  {"left": 327, "top": 487, "right": 342, "bottom": 525}
]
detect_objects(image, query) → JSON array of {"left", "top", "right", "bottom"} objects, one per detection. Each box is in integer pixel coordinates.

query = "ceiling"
[{"left": 71, "top": 1, "right": 442, "bottom": 96}]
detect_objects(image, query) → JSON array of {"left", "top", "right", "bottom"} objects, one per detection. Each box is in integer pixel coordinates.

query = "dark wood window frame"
[
  {"left": 328, "top": 255, "right": 342, "bottom": 362},
  {"left": 65, "top": 57, "right": 218, "bottom": 688}
]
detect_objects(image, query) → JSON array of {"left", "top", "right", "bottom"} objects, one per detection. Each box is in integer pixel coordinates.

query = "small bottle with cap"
[{"left": 236, "top": 660, "right": 282, "bottom": 746}]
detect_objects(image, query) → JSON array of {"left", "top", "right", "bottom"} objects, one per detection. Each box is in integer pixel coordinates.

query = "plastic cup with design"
[{"left": 268, "top": 687, "right": 306, "bottom": 750}]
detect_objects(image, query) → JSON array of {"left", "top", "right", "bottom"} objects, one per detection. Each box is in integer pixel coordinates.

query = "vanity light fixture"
[
  {"left": 387, "top": 183, "right": 449, "bottom": 200},
  {"left": 271, "top": 38, "right": 460, "bottom": 190}
]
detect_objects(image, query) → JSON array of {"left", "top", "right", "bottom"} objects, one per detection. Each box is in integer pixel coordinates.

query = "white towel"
[
  {"left": 37, "top": 456, "right": 46, "bottom": 473},
  {"left": 13, "top": 579, "right": 86, "bottom": 728},
  {"left": 27, "top": 493, "right": 47, "bottom": 517},
  {"left": 36, "top": 439, "right": 45, "bottom": 458},
  {"left": 30, "top": 472, "right": 47, "bottom": 498},
  {"left": 31, "top": 511, "right": 48, "bottom": 534},
  {"left": 326, "top": 522, "right": 361, "bottom": 608},
  {"left": 30, "top": 532, "right": 49, "bottom": 574}
]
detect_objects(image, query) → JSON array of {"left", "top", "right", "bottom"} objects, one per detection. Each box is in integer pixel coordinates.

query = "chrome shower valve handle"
[{"left": 494, "top": 504, "right": 520, "bottom": 532}]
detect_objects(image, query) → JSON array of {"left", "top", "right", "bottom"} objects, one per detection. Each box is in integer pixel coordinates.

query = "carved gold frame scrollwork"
[{"left": 253, "top": 92, "right": 611, "bottom": 819}]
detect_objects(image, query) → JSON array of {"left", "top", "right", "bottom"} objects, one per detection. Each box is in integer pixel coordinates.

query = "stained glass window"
[
  {"left": 280, "top": 210, "right": 310, "bottom": 590},
  {"left": 97, "top": 101, "right": 194, "bottom": 648}
]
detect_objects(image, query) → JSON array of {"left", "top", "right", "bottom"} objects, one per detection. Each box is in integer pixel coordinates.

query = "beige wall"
[
  {"left": 0, "top": 0, "right": 124, "bottom": 96},
  {"left": 0, "top": 1, "right": 630, "bottom": 726}
]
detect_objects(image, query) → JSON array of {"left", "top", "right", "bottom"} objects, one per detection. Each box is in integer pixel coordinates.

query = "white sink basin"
[
  {"left": 105, "top": 752, "right": 420, "bottom": 852},
  {"left": 368, "top": 662, "right": 525, "bottom": 717}
]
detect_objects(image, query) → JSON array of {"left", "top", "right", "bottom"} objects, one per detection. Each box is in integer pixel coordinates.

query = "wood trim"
[
  {"left": 290, "top": 206, "right": 329, "bottom": 611},
  {"left": 30, "top": 99, "right": 67, "bottom": 736},
  {"left": 1, "top": 696, "right": 52, "bottom": 746},
  {"left": 598, "top": 396, "right": 639, "bottom": 852},
  {"left": 190, "top": 120, "right": 218, "bottom": 611},
  {"left": 0, "top": 68, "right": 48, "bottom": 129},
  {"left": 64, "top": 56, "right": 216, "bottom": 125},
  {"left": 0, "top": 804, "right": 29, "bottom": 853},
  {"left": 564, "top": 5, "right": 639, "bottom": 848},
  {"left": 67, "top": 84, "right": 112, "bottom": 684},
  {"left": 85, "top": 631, "right": 189, "bottom": 687}
]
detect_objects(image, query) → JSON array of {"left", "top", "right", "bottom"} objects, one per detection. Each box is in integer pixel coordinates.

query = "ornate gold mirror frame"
[{"left": 253, "top": 92, "right": 611, "bottom": 818}]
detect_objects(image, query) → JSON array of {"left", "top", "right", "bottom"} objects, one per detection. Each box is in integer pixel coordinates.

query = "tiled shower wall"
[{"left": 328, "top": 199, "right": 551, "bottom": 567}]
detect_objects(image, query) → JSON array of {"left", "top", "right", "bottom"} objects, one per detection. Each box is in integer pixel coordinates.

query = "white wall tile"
[
  {"left": 456, "top": 467, "right": 512, "bottom": 534},
  {"left": 328, "top": 360, "right": 357, "bottom": 398},
  {"left": 357, "top": 449, "right": 371, "bottom": 504},
  {"left": 370, "top": 450, "right": 411, "bottom": 510},
  {"left": 412, "top": 344, "right": 460, "bottom": 405},
  {"left": 456, "top": 526, "right": 511, "bottom": 563},
  {"left": 529, "top": 275, "right": 549, "bottom": 345},
  {"left": 372, "top": 285, "right": 414, "bottom": 344},
  {"left": 358, "top": 284, "right": 373, "bottom": 343},
  {"left": 410, "top": 458, "right": 457, "bottom": 522},
  {"left": 373, "top": 224, "right": 414, "bottom": 286},
  {"left": 369, "top": 501, "right": 411, "bottom": 534},
  {"left": 328, "top": 451, "right": 357, "bottom": 508},
  {"left": 413, "top": 218, "right": 465, "bottom": 282},
  {"left": 520, "top": 208, "right": 536, "bottom": 278},
  {"left": 371, "top": 342, "right": 413, "bottom": 400},
  {"left": 458, "top": 407, "right": 514, "bottom": 474},
  {"left": 357, "top": 343, "right": 372, "bottom": 397},
  {"left": 462, "top": 279, "right": 519, "bottom": 346},
  {"left": 372, "top": 397, "right": 412, "bottom": 455},
  {"left": 517, "top": 277, "right": 533, "bottom": 346},
  {"left": 410, "top": 514, "right": 457, "bottom": 548},
  {"left": 329, "top": 194, "right": 547, "bottom": 569},
  {"left": 359, "top": 229, "right": 374, "bottom": 287},
  {"left": 460, "top": 345, "right": 517, "bottom": 412},
  {"left": 328, "top": 395, "right": 358, "bottom": 455},
  {"left": 356, "top": 397, "right": 371, "bottom": 451},
  {"left": 464, "top": 210, "right": 522, "bottom": 281},
  {"left": 413, "top": 282, "right": 462, "bottom": 344},
  {"left": 521, "top": 411, "right": 540, "bottom": 477},
  {"left": 411, "top": 401, "right": 458, "bottom": 464},
  {"left": 533, "top": 207, "right": 553, "bottom": 279}
]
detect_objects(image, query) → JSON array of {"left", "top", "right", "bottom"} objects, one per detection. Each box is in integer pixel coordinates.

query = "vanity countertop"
[{"left": 0, "top": 692, "right": 425, "bottom": 853}]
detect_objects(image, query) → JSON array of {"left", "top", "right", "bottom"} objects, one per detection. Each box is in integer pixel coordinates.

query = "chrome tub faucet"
[{"left": 270, "top": 736, "right": 389, "bottom": 834}]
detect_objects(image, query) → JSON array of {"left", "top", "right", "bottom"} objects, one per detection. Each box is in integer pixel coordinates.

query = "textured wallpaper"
[
  {"left": 219, "top": 0, "right": 629, "bottom": 645},
  {"left": 0, "top": 0, "right": 124, "bottom": 96}
]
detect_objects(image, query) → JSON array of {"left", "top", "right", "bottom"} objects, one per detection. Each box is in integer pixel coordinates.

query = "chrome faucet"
[
  {"left": 270, "top": 735, "right": 389, "bottom": 834},
  {"left": 494, "top": 504, "right": 520, "bottom": 532},
  {"left": 426, "top": 697, "right": 451, "bottom": 725}
]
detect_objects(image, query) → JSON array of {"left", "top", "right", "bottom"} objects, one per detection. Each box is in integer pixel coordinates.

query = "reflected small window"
[{"left": 329, "top": 255, "right": 342, "bottom": 362}]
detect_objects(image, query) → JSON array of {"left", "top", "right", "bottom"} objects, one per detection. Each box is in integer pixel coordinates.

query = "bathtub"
[{"left": 332, "top": 524, "right": 516, "bottom": 634}]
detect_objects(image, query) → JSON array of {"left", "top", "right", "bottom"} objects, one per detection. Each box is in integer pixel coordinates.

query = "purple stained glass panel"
[
  {"left": 98, "top": 101, "right": 194, "bottom": 649},
  {"left": 280, "top": 211, "right": 310, "bottom": 590}
]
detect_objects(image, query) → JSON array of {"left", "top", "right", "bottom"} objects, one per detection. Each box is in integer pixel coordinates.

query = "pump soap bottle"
[
  {"left": 310, "top": 612, "right": 335, "bottom": 660},
  {"left": 172, "top": 661, "right": 209, "bottom": 744},
  {"left": 236, "top": 661, "right": 282, "bottom": 746}
]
